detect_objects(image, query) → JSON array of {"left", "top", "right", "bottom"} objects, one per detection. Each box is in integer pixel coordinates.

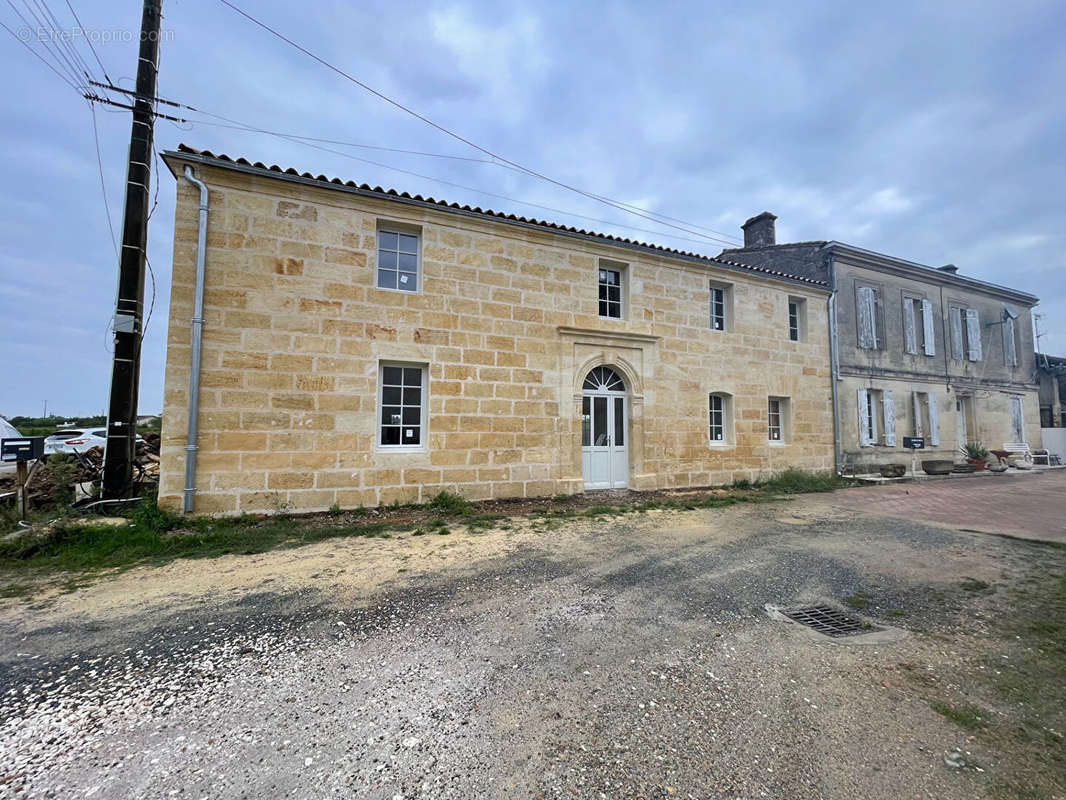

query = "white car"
[
  {"left": 45, "top": 429, "right": 109, "bottom": 454},
  {"left": 45, "top": 429, "right": 145, "bottom": 455}
]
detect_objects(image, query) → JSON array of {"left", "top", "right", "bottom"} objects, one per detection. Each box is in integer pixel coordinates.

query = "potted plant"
[{"left": 960, "top": 441, "right": 990, "bottom": 471}]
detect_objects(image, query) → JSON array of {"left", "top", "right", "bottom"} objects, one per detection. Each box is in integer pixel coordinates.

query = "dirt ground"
[{"left": 0, "top": 481, "right": 1064, "bottom": 799}]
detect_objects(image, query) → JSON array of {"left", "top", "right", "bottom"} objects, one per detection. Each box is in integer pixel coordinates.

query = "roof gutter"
[{"left": 182, "top": 166, "right": 209, "bottom": 513}]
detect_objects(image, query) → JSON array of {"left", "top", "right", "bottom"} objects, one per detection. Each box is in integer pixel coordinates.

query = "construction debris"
[{"left": 0, "top": 434, "right": 160, "bottom": 511}]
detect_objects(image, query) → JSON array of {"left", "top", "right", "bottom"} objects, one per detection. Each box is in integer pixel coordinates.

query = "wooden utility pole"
[{"left": 102, "top": 1, "right": 161, "bottom": 499}]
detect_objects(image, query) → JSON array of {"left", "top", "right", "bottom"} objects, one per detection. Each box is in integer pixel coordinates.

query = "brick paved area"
[{"left": 833, "top": 469, "right": 1066, "bottom": 542}]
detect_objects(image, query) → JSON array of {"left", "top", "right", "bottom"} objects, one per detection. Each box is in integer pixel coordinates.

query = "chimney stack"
[
  {"left": 741, "top": 211, "right": 777, "bottom": 248},
  {"left": 937, "top": 264, "right": 959, "bottom": 274}
]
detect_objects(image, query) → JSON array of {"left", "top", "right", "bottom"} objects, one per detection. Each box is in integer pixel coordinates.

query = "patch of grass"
[
  {"left": 756, "top": 468, "right": 849, "bottom": 494},
  {"left": 844, "top": 591, "right": 872, "bottom": 610},
  {"left": 327, "top": 502, "right": 342, "bottom": 517},
  {"left": 930, "top": 700, "right": 987, "bottom": 730},
  {"left": 428, "top": 490, "right": 472, "bottom": 516},
  {"left": 959, "top": 577, "right": 993, "bottom": 593},
  {"left": 467, "top": 514, "right": 507, "bottom": 530},
  {"left": 0, "top": 496, "right": 399, "bottom": 575}
]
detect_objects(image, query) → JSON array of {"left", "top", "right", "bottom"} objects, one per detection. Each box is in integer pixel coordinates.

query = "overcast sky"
[{"left": 1, "top": 0, "right": 1063, "bottom": 418}]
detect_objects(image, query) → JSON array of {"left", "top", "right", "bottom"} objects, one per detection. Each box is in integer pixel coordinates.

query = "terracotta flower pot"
[{"left": 967, "top": 458, "right": 987, "bottom": 471}]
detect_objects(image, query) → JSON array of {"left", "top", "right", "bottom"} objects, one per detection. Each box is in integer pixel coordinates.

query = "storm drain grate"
[{"left": 780, "top": 605, "right": 881, "bottom": 637}]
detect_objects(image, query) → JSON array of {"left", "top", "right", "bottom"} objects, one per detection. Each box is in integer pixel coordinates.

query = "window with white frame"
[
  {"left": 708, "top": 393, "right": 733, "bottom": 445},
  {"left": 788, "top": 297, "right": 807, "bottom": 342},
  {"left": 858, "top": 387, "right": 897, "bottom": 447},
  {"left": 377, "top": 227, "right": 420, "bottom": 292},
  {"left": 598, "top": 263, "right": 625, "bottom": 319},
  {"left": 768, "top": 396, "right": 790, "bottom": 443},
  {"left": 378, "top": 363, "right": 427, "bottom": 448},
  {"left": 709, "top": 282, "right": 732, "bottom": 331}
]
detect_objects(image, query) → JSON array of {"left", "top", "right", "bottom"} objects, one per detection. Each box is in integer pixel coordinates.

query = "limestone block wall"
[{"left": 158, "top": 156, "right": 834, "bottom": 514}]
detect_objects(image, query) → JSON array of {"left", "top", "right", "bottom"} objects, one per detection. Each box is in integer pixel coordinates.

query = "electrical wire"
[
  {"left": 33, "top": 0, "right": 92, "bottom": 82},
  {"left": 4, "top": 1, "right": 82, "bottom": 88},
  {"left": 173, "top": 112, "right": 730, "bottom": 250},
  {"left": 0, "top": 19, "right": 77, "bottom": 89},
  {"left": 89, "top": 101, "right": 118, "bottom": 259},
  {"left": 20, "top": 0, "right": 87, "bottom": 88},
  {"left": 216, "top": 0, "right": 742, "bottom": 248},
  {"left": 62, "top": 0, "right": 110, "bottom": 83}
]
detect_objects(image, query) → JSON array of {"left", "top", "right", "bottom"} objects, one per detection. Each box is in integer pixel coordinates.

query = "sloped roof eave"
[{"left": 163, "top": 145, "right": 829, "bottom": 290}]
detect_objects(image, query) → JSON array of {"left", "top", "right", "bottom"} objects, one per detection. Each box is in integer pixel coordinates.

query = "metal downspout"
[
  {"left": 182, "top": 166, "right": 209, "bottom": 513},
  {"left": 826, "top": 251, "right": 842, "bottom": 474}
]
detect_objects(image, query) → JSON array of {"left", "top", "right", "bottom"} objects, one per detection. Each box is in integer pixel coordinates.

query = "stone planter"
[
  {"left": 879, "top": 463, "right": 907, "bottom": 478},
  {"left": 921, "top": 459, "right": 953, "bottom": 475}
]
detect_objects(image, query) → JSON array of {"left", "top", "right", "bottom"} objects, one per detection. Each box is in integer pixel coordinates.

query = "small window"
[
  {"left": 787, "top": 297, "right": 807, "bottom": 342},
  {"left": 768, "top": 397, "right": 790, "bottom": 443},
  {"left": 377, "top": 227, "right": 419, "bottom": 292},
  {"left": 709, "top": 282, "right": 733, "bottom": 331},
  {"left": 598, "top": 263, "right": 625, "bottom": 319},
  {"left": 378, "top": 362, "right": 426, "bottom": 448},
  {"left": 709, "top": 393, "right": 733, "bottom": 445}
]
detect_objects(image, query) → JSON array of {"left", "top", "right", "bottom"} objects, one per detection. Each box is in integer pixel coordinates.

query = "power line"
[
  {"left": 216, "top": 0, "right": 741, "bottom": 248},
  {"left": 88, "top": 101, "right": 118, "bottom": 259},
  {"left": 174, "top": 112, "right": 734, "bottom": 249},
  {"left": 0, "top": 19, "right": 77, "bottom": 89},
  {"left": 63, "top": 0, "right": 110, "bottom": 83},
  {"left": 19, "top": 0, "right": 88, "bottom": 87},
  {"left": 3, "top": 1, "right": 82, "bottom": 88}
]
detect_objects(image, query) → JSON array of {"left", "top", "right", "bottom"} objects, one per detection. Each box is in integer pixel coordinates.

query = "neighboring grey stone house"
[{"left": 720, "top": 213, "right": 1041, "bottom": 472}]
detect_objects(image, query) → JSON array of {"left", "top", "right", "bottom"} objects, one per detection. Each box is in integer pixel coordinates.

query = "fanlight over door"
[{"left": 581, "top": 366, "right": 628, "bottom": 490}]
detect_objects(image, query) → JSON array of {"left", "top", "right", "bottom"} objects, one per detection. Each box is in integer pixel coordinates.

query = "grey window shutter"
[
  {"left": 882, "top": 389, "right": 896, "bottom": 446},
  {"left": 1003, "top": 319, "right": 1017, "bottom": 366},
  {"left": 928, "top": 393, "right": 940, "bottom": 446},
  {"left": 965, "top": 308, "right": 982, "bottom": 361},
  {"left": 857, "top": 388, "right": 872, "bottom": 446},
  {"left": 950, "top": 309, "right": 964, "bottom": 360},
  {"left": 1011, "top": 396, "right": 1025, "bottom": 443},
  {"left": 857, "top": 287, "right": 876, "bottom": 349},
  {"left": 921, "top": 299, "right": 936, "bottom": 355},
  {"left": 912, "top": 392, "right": 923, "bottom": 437},
  {"left": 903, "top": 300, "right": 917, "bottom": 354}
]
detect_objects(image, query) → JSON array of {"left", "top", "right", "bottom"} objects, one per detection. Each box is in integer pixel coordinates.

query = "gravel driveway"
[{"left": 1, "top": 491, "right": 1063, "bottom": 799}]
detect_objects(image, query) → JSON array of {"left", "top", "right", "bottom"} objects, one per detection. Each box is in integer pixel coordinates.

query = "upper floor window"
[
  {"left": 949, "top": 306, "right": 982, "bottom": 362},
  {"left": 1002, "top": 307, "right": 1018, "bottom": 366},
  {"left": 856, "top": 284, "right": 883, "bottom": 349},
  {"left": 378, "top": 362, "right": 427, "bottom": 448},
  {"left": 709, "top": 281, "right": 733, "bottom": 331},
  {"left": 788, "top": 297, "right": 807, "bottom": 342},
  {"left": 903, "top": 296, "right": 936, "bottom": 356},
  {"left": 598, "top": 263, "right": 625, "bottom": 319},
  {"left": 377, "top": 228, "right": 419, "bottom": 292}
]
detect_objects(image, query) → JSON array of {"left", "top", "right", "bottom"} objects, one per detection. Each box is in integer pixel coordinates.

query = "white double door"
[{"left": 582, "top": 392, "right": 628, "bottom": 489}]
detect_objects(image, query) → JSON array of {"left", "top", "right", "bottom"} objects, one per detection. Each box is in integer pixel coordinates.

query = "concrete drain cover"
[{"left": 778, "top": 605, "right": 881, "bottom": 638}]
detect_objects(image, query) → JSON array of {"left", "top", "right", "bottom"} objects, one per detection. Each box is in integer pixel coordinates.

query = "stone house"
[
  {"left": 721, "top": 213, "right": 1041, "bottom": 472},
  {"left": 158, "top": 146, "right": 834, "bottom": 514},
  {"left": 1037, "top": 353, "right": 1065, "bottom": 428}
]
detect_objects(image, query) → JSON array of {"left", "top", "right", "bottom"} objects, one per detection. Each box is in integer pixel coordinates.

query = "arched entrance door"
[{"left": 581, "top": 366, "right": 628, "bottom": 489}]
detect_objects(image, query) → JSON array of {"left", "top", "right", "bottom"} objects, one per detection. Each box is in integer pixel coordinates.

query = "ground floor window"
[
  {"left": 709, "top": 393, "right": 733, "bottom": 445},
  {"left": 911, "top": 391, "right": 940, "bottom": 446},
  {"left": 379, "top": 362, "right": 426, "bottom": 448},
  {"left": 768, "top": 396, "right": 790, "bottom": 443},
  {"left": 858, "top": 388, "right": 896, "bottom": 446}
]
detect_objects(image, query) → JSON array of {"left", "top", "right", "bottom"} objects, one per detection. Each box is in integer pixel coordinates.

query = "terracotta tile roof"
[{"left": 167, "top": 144, "right": 828, "bottom": 288}]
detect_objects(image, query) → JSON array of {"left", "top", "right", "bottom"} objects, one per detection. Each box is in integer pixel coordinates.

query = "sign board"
[{"left": 902, "top": 436, "right": 925, "bottom": 450}]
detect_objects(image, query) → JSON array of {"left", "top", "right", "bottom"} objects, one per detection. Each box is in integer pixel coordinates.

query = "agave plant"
[{"left": 960, "top": 441, "right": 990, "bottom": 461}]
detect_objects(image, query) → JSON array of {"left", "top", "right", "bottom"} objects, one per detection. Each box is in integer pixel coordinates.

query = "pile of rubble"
[{"left": 0, "top": 434, "right": 160, "bottom": 510}]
